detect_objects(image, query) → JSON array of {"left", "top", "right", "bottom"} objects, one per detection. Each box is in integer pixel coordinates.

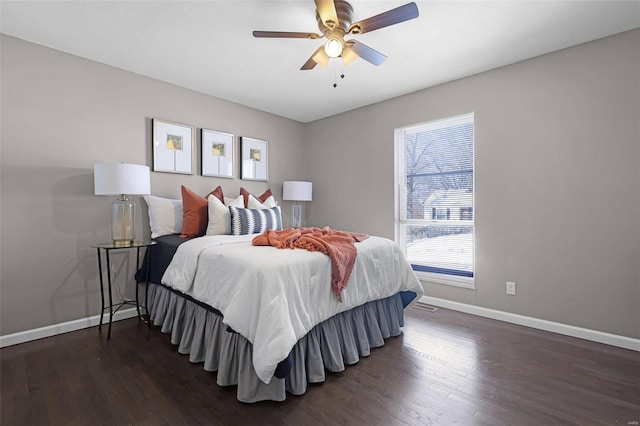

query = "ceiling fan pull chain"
[{"left": 332, "top": 60, "right": 345, "bottom": 88}]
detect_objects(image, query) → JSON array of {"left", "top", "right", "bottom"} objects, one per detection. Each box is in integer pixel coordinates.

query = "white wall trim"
[
  {"left": 0, "top": 308, "right": 139, "bottom": 348},
  {"left": 421, "top": 296, "right": 640, "bottom": 352},
  {"left": 417, "top": 273, "right": 476, "bottom": 290},
  {"left": 3, "top": 299, "right": 638, "bottom": 352}
]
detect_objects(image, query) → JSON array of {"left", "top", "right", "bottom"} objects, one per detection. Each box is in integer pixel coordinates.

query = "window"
[
  {"left": 460, "top": 208, "right": 473, "bottom": 221},
  {"left": 395, "top": 113, "right": 475, "bottom": 288},
  {"left": 432, "top": 207, "right": 451, "bottom": 220}
]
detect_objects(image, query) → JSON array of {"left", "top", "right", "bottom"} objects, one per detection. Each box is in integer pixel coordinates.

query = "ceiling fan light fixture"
[{"left": 324, "top": 37, "right": 343, "bottom": 58}]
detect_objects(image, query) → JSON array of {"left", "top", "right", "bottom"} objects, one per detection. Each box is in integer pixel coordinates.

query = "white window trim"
[{"left": 416, "top": 270, "right": 476, "bottom": 290}]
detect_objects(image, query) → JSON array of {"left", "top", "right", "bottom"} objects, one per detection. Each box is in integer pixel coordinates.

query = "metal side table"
[{"left": 92, "top": 240, "right": 156, "bottom": 339}]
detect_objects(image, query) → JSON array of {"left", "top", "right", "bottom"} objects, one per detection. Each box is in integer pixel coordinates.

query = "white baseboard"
[
  {"left": 0, "top": 308, "right": 139, "bottom": 348},
  {"left": 420, "top": 296, "right": 640, "bottom": 352},
  {"left": 3, "top": 298, "right": 638, "bottom": 352}
]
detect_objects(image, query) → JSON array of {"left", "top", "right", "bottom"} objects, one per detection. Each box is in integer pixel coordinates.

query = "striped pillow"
[{"left": 229, "top": 206, "right": 282, "bottom": 235}]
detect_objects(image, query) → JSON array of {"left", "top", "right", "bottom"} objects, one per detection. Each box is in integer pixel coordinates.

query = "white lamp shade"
[
  {"left": 283, "top": 181, "right": 312, "bottom": 201},
  {"left": 94, "top": 163, "right": 150, "bottom": 195}
]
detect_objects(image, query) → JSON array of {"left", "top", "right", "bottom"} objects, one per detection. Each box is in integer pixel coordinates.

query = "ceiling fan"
[{"left": 253, "top": 0, "right": 419, "bottom": 70}]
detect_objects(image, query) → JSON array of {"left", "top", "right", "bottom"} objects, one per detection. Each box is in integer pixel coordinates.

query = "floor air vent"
[{"left": 413, "top": 302, "right": 438, "bottom": 313}]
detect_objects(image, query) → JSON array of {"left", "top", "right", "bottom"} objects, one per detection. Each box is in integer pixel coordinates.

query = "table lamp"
[
  {"left": 282, "top": 181, "right": 312, "bottom": 229},
  {"left": 94, "top": 163, "right": 151, "bottom": 246}
]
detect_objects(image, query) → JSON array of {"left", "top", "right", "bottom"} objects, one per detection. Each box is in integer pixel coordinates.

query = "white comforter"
[{"left": 162, "top": 234, "right": 423, "bottom": 384}]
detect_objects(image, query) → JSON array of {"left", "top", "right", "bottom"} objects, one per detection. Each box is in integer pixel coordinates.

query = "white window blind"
[{"left": 395, "top": 113, "right": 475, "bottom": 283}]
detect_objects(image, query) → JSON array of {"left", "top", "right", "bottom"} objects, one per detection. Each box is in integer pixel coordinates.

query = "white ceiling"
[{"left": 1, "top": 1, "right": 639, "bottom": 123}]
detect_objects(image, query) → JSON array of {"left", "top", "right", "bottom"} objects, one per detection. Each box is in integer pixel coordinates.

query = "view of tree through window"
[{"left": 396, "top": 113, "right": 474, "bottom": 279}]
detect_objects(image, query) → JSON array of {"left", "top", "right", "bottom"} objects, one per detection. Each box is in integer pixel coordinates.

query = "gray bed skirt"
[{"left": 147, "top": 283, "right": 407, "bottom": 403}]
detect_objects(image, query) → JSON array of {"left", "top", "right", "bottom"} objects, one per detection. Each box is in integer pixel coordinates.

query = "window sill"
[{"left": 415, "top": 271, "right": 476, "bottom": 290}]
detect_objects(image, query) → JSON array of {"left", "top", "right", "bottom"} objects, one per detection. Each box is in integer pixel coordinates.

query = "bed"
[{"left": 136, "top": 231, "right": 423, "bottom": 403}]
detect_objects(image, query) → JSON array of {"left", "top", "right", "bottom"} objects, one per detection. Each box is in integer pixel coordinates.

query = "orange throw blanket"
[{"left": 252, "top": 227, "right": 369, "bottom": 302}]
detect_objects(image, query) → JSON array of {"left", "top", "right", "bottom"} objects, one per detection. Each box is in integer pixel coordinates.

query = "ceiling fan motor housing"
[{"left": 316, "top": 0, "right": 354, "bottom": 34}]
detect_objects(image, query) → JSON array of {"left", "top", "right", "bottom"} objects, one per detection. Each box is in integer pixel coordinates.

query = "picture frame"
[
  {"left": 152, "top": 118, "right": 195, "bottom": 174},
  {"left": 201, "top": 129, "right": 234, "bottom": 178},
  {"left": 240, "top": 137, "right": 269, "bottom": 181}
]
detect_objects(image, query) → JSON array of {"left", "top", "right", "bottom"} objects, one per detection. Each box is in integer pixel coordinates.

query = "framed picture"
[
  {"left": 201, "top": 129, "right": 234, "bottom": 178},
  {"left": 152, "top": 118, "right": 195, "bottom": 174},
  {"left": 240, "top": 137, "right": 268, "bottom": 181}
]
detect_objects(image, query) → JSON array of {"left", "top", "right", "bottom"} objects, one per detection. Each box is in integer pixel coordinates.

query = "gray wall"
[
  {"left": 0, "top": 35, "right": 305, "bottom": 335},
  {"left": 304, "top": 29, "right": 640, "bottom": 339},
  {"left": 2, "top": 29, "right": 639, "bottom": 340}
]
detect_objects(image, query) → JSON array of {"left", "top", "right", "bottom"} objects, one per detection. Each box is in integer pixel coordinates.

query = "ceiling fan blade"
[
  {"left": 253, "top": 31, "right": 321, "bottom": 39},
  {"left": 348, "top": 2, "right": 419, "bottom": 35},
  {"left": 347, "top": 40, "right": 387, "bottom": 66},
  {"left": 314, "top": 0, "right": 339, "bottom": 29},
  {"left": 301, "top": 45, "right": 330, "bottom": 70}
]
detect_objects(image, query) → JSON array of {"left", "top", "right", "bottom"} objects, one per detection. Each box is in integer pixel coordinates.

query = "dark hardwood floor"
[{"left": 2, "top": 306, "right": 638, "bottom": 425}]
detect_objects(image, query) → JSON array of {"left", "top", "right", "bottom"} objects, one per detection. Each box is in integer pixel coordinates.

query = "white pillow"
[
  {"left": 263, "top": 195, "right": 278, "bottom": 208},
  {"left": 206, "top": 194, "right": 244, "bottom": 235},
  {"left": 223, "top": 197, "right": 235, "bottom": 205},
  {"left": 247, "top": 193, "right": 278, "bottom": 209},
  {"left": 143, "top": 195, "right": 183, "bottom": 239}
]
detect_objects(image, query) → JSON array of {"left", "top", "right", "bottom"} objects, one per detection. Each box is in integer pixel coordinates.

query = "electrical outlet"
[{"left": 506, "top": 281, "right": 516, "bottom": 295}]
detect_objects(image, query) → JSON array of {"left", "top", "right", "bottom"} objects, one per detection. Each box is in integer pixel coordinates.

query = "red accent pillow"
[
  {"left": 180, "top": 185, "right": 224, "bottom": 238},
  {"left": 211, "top": 186, "right": 224, "bottom": 203},
  {"left": 240, "top": 187, "right": 273, "bottom": 208}
]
